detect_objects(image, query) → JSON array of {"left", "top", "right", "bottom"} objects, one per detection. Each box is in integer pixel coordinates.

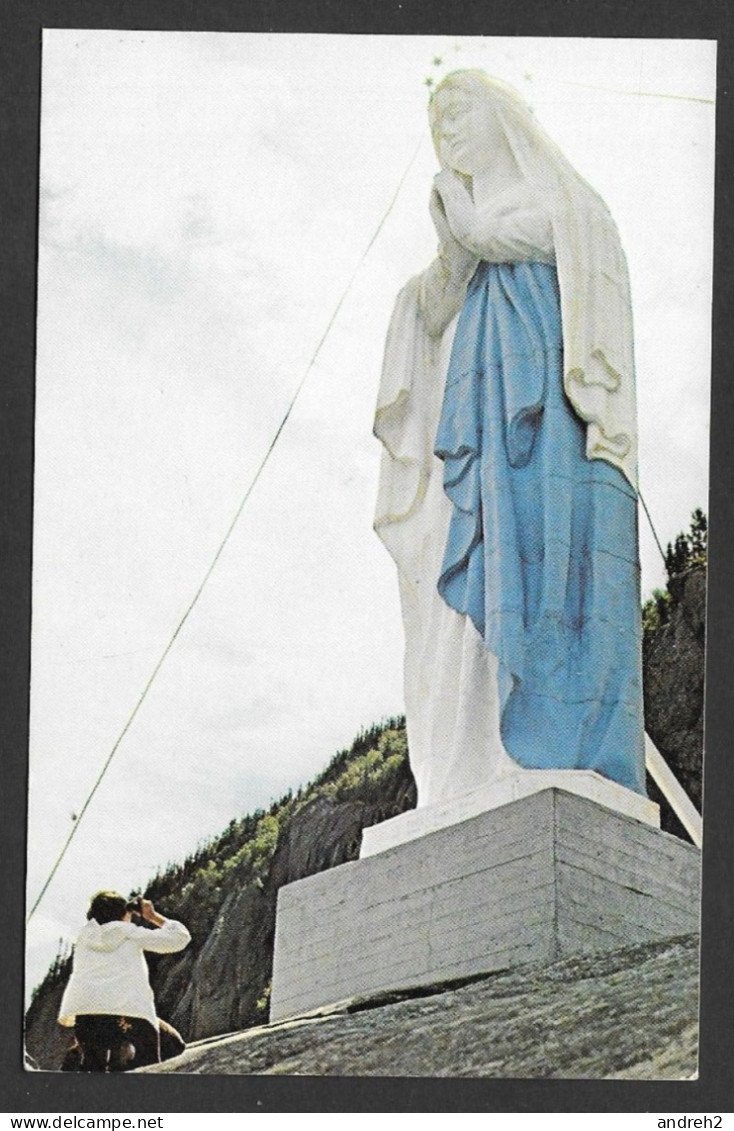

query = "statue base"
[
  {"left": 360, "top": 769, "right": 660, "bottom": 858},
  {"left": 269, "top": 788, "right": 699, "bottom": 1023}
]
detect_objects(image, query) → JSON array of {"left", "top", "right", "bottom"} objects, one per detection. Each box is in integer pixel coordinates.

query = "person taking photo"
[{"left": 58, "top": 889, "right": 191, "bottom": 1071}]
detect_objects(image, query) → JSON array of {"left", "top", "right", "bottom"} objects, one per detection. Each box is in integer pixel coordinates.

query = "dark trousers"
[{"left": 74, "top": 1014, "right": 161, "bottom": 1072}]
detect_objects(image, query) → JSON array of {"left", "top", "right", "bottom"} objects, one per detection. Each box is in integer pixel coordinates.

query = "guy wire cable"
[
  {"left": 551, "top": 79, "right": 714, "bottom": 106},
  {"left": 639, "top": 485, "right": 669, "bottom": 569},
  {"left": 27, "top": 132, "right": 425, "bottom": 926}
]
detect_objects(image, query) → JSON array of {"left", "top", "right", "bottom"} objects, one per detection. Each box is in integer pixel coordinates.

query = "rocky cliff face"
[
  {"left": 155, "top": 771, "right": 417, "bottom": 1042},
  {"left": 24, "top": 980, "right": 68, "bottom": 1073}
]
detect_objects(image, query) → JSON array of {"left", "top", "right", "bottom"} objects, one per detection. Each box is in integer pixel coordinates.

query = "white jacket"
[{"left": 58, "top": 917, "right": 191, "bottom": 1029}]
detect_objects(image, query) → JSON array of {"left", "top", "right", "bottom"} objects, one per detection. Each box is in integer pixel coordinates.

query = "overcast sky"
[{"left": 26, "top": 33, "right": 716, "bottom": 995}]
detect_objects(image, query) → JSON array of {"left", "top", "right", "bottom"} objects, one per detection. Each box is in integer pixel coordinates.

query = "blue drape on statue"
[{"left": 435, "top": 261, "right": 646, "bottom": 794}]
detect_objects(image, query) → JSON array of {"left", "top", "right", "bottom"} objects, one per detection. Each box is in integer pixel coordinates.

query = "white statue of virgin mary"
[{"left": 374, "top": 71, "right": 646, "bottom": 807}]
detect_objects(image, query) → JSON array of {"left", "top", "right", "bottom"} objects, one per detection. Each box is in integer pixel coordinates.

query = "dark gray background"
[{"left": 2, "top": 0, "right": 732, "bottom": 1113}]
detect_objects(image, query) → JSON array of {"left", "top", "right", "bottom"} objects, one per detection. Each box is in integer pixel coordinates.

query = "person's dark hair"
[{"left": 87, "top": 890, "right": 128, "bottom": 925}]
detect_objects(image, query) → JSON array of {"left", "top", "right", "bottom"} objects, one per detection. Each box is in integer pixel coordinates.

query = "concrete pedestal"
[{"left": 269, "top": 788, "right": 700, "bottom": 1023}]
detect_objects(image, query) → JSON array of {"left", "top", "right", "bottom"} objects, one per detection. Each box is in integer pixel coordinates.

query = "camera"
[{"left": 125, "top": 895, "right": 143, "bottom": 916}]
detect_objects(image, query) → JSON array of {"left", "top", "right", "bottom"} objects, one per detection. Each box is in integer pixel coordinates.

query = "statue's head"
[{"left": 428, "top": 70, "right": 536, "bottom": 176}]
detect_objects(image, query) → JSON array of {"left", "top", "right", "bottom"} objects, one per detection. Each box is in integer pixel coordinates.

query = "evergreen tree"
[{"left": 663, "top": 510, "right": 708, "bottom": 580}]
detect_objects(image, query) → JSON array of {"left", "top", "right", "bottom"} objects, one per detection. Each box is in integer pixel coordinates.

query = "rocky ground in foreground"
[{"left": 139, "top": 934, "right": 699, "bottom": 1079}]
